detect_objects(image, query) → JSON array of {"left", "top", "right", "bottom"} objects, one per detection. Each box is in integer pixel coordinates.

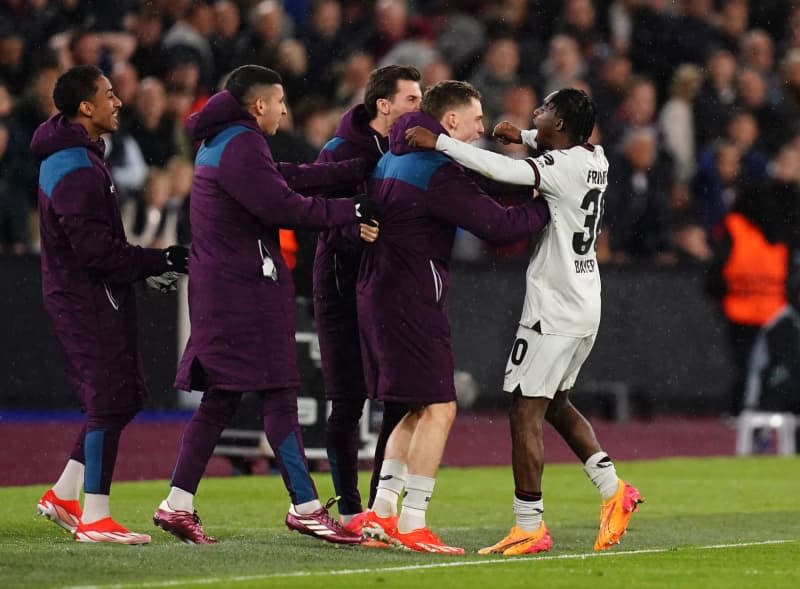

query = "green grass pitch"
[{"left": 0, "top": 457, "right": 798, "bottom": 588}]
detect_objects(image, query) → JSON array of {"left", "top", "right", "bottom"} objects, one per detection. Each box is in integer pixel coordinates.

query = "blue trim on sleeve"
[
  {"left": 276, "top": 432, "right": 316, "bottom": 503},
  {"left": 374, "top": 152, "right": 450, "bottom": 191},
  {"left": 39, "top": 147, "right": 93, "bottom": 198},
  {"left": 84, "top": 429, "right": 105, "bottom": 494},
  {"left": 195, "top": 125, "right": 252, "bottom": 168},
  {"left": 320, "top": 136, "right": 345, "bottom": 154}
]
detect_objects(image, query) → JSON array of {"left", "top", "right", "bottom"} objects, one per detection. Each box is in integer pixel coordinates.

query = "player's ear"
[
  {"left": 78, "top": 100, "right": 94, "bottom": 118},
  {"left": 555, "top": 118, "right": 564, "bottom": 131}
]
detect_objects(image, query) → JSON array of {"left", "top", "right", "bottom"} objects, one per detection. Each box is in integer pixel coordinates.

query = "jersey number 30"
[{"left": 572, "top": 188, "right": 605, "bottom": 255}]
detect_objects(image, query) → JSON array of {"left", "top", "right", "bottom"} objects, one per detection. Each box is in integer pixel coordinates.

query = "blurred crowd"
[{"left": 1, "top": 0, "right": 799, "bottom": 268}]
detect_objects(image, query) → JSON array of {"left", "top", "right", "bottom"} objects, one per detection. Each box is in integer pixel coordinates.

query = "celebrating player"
[
  {"left": 152, "top": 65, "right": 377, "bottom": 545},
  {"left": 406, "top": 88, "right": 643, "bottom": 554},
  {"left": 313, "top": 65, "right": 422, "bottom": 531},
  {"left": 358, "top": 80, "right": 551, "bottom": 553},
  {"left": 32, "top": 65, "right": 189, "bottom": 544}
]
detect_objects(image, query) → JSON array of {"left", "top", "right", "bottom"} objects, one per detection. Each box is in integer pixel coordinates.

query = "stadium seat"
[{"left": 735, "top": 410, "right": 797, "bottom": 456}]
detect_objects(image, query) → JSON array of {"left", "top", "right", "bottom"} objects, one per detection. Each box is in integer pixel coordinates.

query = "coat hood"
[
  {"left": 30, "top": 114, "right": 105, "bottom": 160},
  {"left": 389, "top": 111, "right": 448, "bottom": 156},
  {"left": 187, "top": 90, "right": 260, "bottom": 141},
  {"left": 334, "top": 104, "right": 387, "bottom": 155}
]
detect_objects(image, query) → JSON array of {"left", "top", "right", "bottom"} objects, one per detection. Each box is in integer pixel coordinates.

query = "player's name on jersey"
[
  {"left": 586, "top": 170, "right": 608, "bottom": 185},
  {"left": 574, "top": 259, "right": 597, "bottom": 274}
]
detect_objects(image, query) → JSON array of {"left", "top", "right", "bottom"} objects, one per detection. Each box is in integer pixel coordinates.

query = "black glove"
[
  {"left": 354, "top": 196, "right": 380, "bottom": 227},
  {"left": 165, "top": 245, "right": 189, "bottom": 274}
]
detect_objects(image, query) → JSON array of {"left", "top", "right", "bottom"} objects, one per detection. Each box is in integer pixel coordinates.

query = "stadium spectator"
[
  {"left": 151, "top": 65, "right": 376, "bottom": 546},
  {"left": 129, "top": 8, "right": 168, "bottom": 79},
  {"left": 128, "top": 77, "right": 178, "bottom": 167},
  {"left": 724, "top": 109, "right": 768, "bottom": 182},
  {"left": 209, "top": 0, "right": 245, "bottom": 83},
  {"left": 233, "top": 0, "right": 293, "bottom": 71},
  {"left": 693, "top": 49, "right": 738, "bottom": 149},
  {"left": 692, "top": 140, "right": 744, "bottom": 235},
  {"left": 715, "top": 0, "right": 750, "bottom": 55},
  {"left": 32, "top": 65, "right": 188, "bottom": 544},
  {"left": 659, "top": 64, "right": 702, "bottom": 183},
  {"left": 540, "top": 34, "right": 586, "bottom": 97},
  {"left": 469, "top": 34, "right": 521, "bottom": 128},
  {"left": 603, "top": 128, "right": 675, "bottom": 263},
  {"left": 300, "top": 0, "right": 347, "bottom": 98}
]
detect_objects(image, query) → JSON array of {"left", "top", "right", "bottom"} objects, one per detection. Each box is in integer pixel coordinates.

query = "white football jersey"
[
  {"left": 521, "top": 145, "right": 608, "bottom": 336},
  {"left": 435, "top": 132, "right": 609, "bottom": 336}
]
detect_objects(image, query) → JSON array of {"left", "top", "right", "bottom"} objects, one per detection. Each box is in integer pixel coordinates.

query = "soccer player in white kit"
[{"left": 406, "top": 88, "right": 643, "bottom": 555}]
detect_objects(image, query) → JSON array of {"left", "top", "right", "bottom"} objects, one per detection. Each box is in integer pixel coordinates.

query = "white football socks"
[
  {"left": 52, "top": 459, "right": 84, "bottom": 501},
  {"left": 294, "top": 499, "right": 323, "bottom": 515},
  {"left": 372, "top": 459, "right": 407, "bottom": 517},
  {"left": 82, "top": 493, "right": 110, "bottom": 524},
  {"left": 164, "top": 486, "right": 195, "bottom": 513},
  {"left": 398, "top": 474, "right": 435, "bottom": 533},
  {"left": 513, "top": 495, "right": 544, "bottom": 531},
  {"left": 584, "top": 451, "right": 619, "bottom": 501}
]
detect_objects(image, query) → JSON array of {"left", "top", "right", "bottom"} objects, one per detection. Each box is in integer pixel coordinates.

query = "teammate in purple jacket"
[
  {"left": 32, "top": 65, "right": 189, "bottom": 544},
  {"left": 152, "top": 66, "right": 378, "bottom": 545},
  {"left": 313, "top": 65, "right": 422, "bottom": 532},
  {"left": 358, "top": 81, "right": 551, "bottom": 553}
]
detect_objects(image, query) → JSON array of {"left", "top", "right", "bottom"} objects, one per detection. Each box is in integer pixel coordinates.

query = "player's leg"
[
  {"left": 367, "top": 401, "right": 409, "bottom": 509},
  {"left": 37, "top": 424, "right": 86, "bottom": 532},
  {"left": 75, "top": 403, "right": 151, "bottom": 544},
  {"left": 374, "top": 401, "right": 464, "bottom": 554},
  {"left": 547, "top": 335, "right": 643, "bottom": 550},
  {"left": 153, "top": 389, "right": 243, "bottom": 544},
  {"left": 480, "top": 326, "right": 572, "bottom": 556},
  {"left": 262, "top": 387, "right": 361, "bottom": 545},
  {"left": 325, "top": 397, "right": 365, "bottom": 522},
  {"left": 362, "top": 408, "right": 415, "bottom": 544}
]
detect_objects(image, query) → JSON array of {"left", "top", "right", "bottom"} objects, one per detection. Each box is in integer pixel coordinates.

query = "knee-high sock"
[
  {"left": 262, "top": 387, "right": 318, "bottom": 505},
  {"left": 170, "top": 390, "right": 243, "bottom": 494},
  {"left": 368, "top": 401, "right": 408, "bottom": 508},
  {"left": 326, "top": 398, "right": 365, "bottom": 516}
]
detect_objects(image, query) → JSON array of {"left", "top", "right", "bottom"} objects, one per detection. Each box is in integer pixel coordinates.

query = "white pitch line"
[{"left": 63, "top": 539, "right": 796, "bottom": 589}]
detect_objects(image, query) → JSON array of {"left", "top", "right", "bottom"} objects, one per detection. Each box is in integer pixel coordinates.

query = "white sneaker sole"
[{"left": 37, "top": 500, "right": 80, "bottom": 534}]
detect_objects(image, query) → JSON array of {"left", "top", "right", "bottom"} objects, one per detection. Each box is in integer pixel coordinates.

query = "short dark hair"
[
  {"left": 363, "top": 65, "right": 421, "bottom": 119},
  {"left": 547, "top": 88, "right": 596, "bottom": 144},
  {"left": 225, "top": 65, "right": 282, "bottom": 105},
  {"left": 420, "top": 80, "right": 481, "bottom": 122},
  {"left": 53, "top": 65, "right": 104, "bottom": 117}
]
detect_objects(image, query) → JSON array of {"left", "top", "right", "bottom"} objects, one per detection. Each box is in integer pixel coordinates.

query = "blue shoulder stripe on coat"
[
  {"left": 39, "top": 147, "right": 93, "bottom": 198},
  {"left": 195, "top": 125, "right": 252, "bottom": 168},
  {"left": 374, "top": 151, "right": 450, "bottom": 191},
  {"left": 320, "top": 136, "right": 345, "bottom": 154}
]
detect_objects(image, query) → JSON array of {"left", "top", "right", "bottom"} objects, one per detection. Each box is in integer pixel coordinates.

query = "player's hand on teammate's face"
[
  {"left": 359, "top": 221, "right": 379, "bottom": 243},
  {"left": 405, "top": 126, "right": 437, "bottom": 149},
  {"left": 493, "top": 121, "right": 523, "bottom": 145}
]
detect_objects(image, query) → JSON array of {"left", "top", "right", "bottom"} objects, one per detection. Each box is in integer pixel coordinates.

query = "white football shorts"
[{"left": 502, "top": 324, "right": 596, "bottom": 398}]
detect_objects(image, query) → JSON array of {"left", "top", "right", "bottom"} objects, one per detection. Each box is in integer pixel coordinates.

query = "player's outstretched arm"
[{"left": 435, "top": 134, "right": 538, "bottom": 186}]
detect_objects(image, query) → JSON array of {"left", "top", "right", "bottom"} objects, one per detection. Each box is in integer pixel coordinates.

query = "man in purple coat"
[
  {"left": 358, "top": 81, "right": 551, "bottom": 553},
  {"left": 313, "top": 65, "right": 422, "bottom": 530},
  {"left": 31, "top": 65, "right": 189, "bottom": 544},
  {"left": 152, "top": 66, "right": 378, "bottom": 545}
]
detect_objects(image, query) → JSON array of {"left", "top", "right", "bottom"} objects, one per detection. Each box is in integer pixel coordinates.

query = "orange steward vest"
[{"left": 722, "top": 212, "right": 787, "bottom": 325}]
